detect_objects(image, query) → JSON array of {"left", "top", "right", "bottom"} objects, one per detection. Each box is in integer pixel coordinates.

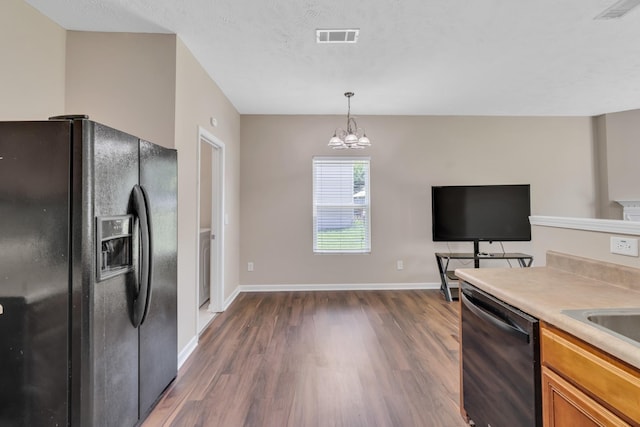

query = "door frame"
[{"left": 196, "top": 127, "right": 225, "bottom": 316}]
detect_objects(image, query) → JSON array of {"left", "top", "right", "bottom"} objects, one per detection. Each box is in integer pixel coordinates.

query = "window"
[{"left": 313, "top": 157, "right": 370, "bottom": 253}]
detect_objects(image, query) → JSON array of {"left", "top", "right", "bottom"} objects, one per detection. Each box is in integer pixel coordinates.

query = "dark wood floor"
[{"left": 143, "top": 290, "right": 467, "bottom": 427}]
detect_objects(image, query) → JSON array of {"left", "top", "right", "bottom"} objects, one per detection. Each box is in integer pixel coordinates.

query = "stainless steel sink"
[{"left": 562, "top": 308, "right": 640, "bottom": 347}]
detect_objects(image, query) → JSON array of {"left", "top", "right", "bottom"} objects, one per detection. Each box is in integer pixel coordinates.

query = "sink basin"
[
  {"left": 562, "top": 308, "right": 640, "bottom": 347},
  {"left": 587, "top": 313, "right": 640, "bottom": 342}
]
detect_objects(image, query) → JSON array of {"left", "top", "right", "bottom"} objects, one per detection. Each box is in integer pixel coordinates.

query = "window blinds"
[{"left": 312, "top": 157, "right": 370, "bottom": 253}]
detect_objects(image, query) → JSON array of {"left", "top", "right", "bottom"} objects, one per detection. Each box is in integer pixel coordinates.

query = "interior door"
[
  {"left": 208, "top": 144, "right": 220, "bottom": 310},
  {"left": 199, "top": 140, "right": 213, "bottom": 308},
  {"left": 199, "top": 131, "right": 224, "bottom": 316}
]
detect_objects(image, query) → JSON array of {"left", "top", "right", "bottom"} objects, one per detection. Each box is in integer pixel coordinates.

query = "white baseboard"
[
  {"left": 238, "top": 282, "right": 441, "bottom": 292},
  {"left": 177, "top": 335, "right": 198, "bottom": 369},
  {"left": 223, "top": 286, "right": 241, "bottom": 310}
]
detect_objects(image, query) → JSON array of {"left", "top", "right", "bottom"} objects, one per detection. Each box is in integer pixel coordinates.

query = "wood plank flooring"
[{"left": 143, "top": 290, "right": 467, "bottom": 427}]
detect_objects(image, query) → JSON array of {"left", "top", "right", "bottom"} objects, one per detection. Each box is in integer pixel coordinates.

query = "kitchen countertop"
[{"left": 455, "top": 250, "right": 640, "bottom": 369}]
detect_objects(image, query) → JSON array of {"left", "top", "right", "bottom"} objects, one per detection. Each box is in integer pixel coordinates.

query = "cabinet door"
[
  {"left": 542, "top": 367, "right": 629, "bottom": 427},
  {"left": 541, "top": 324, "right": 640, "bottom": 424}
]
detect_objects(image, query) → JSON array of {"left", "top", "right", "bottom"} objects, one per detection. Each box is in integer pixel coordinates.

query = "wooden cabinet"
[
  {"left": 541, "top": 323, "right": 640, "bottom": 427},
  {"left": 542, "top": 366, "right": 628, "bottom": 426}
]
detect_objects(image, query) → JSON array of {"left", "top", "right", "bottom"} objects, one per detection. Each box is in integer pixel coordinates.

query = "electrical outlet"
[
  {"left": 610, "top": 237, "right": 639, "bottom": 257},
  {"left": 247, "top": 262, "right": 254, "bottom": 272},
  {"left": 396, "top": 260, "right": 404, "bottom": 270}
]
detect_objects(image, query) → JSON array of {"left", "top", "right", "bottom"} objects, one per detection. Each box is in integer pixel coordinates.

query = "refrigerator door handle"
[
  {"left": 140, "top": 185, "right": 154, "bottom": 324},
  {"left": 132, "top": 184, "right": 153, "bottom": 327}
]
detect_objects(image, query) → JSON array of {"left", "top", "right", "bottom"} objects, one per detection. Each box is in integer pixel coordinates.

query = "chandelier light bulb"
[
  {"left": 358, "top": 134, "right": 371, "bottom": 147},
  {"left": 329, "top": 134, "right": 343, "bottom": 147},
  {"left": 345, "top": 133, "right": 359, "bottom": 145}
]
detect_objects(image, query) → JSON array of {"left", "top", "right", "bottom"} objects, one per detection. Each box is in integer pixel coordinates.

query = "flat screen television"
[{"left": 431, "top": 184, "right": 531, "bottom": 246}]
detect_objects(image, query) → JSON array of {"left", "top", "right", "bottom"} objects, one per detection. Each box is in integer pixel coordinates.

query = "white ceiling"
[{"left": 24, "top": 0, "right": 640, "bottom": 116}]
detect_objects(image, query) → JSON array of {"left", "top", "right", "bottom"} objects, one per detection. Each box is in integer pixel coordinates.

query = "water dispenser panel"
[{"left": 97, "top": 215, "right": 133, "bottom": 281}]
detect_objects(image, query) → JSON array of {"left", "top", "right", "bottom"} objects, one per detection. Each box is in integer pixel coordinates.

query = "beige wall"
[
  {"left": 64, "top": 33, "right": 241, "bottom": 353},
  {"left": 175, "top": 38, "right": 241, "bottom": 350},
  {"left": 531, "top": 225, "right": 640, "bottom": 269},
  {"left": 593, "top": 115, "right": 621, "bottom": 219},
  {"left": 0, "top": 0, "right": 66, "bottom": 119},
  {"left": 603, "top": 109, "right": 640, "bottom": 205},
  {"left": 29, "top": 26, "right": 242, "bottom": 354},
  {"left": 65, "top": 32, "right": 176, "bottom": 148},
  {"left": 240, "top": 115, "right": 595, "bottom": 285}
]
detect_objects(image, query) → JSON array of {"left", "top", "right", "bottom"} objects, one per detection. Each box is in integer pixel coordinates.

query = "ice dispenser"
[{"left": 97, "top": 215, "right": 133, "bottom": 280}]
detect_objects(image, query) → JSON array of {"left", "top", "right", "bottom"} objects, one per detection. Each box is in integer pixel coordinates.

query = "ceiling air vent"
[
  {"left": 316, "top": 29, "right": 359, "bottom": 44},
  {"left": 595, "top": 0, "right": 640, "bottom": 19}
]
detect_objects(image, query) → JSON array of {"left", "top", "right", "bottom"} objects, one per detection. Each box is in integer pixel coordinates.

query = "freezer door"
[
  {"left": 0, "top": 121, "right": 71, "bottom": 427},
  {"left": 91, "top": 122, "right": 141, "bottom": 427},
  {"left": 138, "top": 140, "right": 178, "bottom": 418}
]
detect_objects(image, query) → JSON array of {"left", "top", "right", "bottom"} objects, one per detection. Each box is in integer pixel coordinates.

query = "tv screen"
[{"left": 431, "top": 184, "right": 531, "bottom": 242}]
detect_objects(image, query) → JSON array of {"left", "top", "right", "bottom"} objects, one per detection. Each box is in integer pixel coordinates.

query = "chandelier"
[{"left": 328, "top": 92, "right": 371, "bottom": 150}]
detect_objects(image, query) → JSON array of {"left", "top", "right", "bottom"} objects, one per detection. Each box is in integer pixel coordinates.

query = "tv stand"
[
  {"left": 473, "top": 240, "right": 480, "bottom": 268},
  {"left": 435, "top": 252, "right": 533, "bottom": 301}
]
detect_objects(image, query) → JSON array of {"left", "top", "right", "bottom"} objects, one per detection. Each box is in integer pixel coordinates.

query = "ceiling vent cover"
[
  {"left": 595, "top": 0, "right": 640, "bottom": 19},
  {"left": 316, "top": 29, "right": 359, "bottom": 43}
]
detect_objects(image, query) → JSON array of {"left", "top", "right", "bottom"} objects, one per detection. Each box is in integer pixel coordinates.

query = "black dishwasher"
[{"left": 460, "top": 281, "right": 541, "bottom": 427}]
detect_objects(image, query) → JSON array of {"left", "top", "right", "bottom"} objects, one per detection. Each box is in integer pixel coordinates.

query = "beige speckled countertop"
[{"left": 455, "top": 251, "right": 640, "bottom": 369}]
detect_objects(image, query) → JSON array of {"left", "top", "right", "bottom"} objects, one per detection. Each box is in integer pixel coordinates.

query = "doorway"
[{"left": 197, "top": 127, "right": 225, "bottom": 334}]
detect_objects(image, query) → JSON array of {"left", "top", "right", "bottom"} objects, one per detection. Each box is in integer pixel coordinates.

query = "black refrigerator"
[{"left": 0, "top": 116, "right": 177, "bottom": 426}]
